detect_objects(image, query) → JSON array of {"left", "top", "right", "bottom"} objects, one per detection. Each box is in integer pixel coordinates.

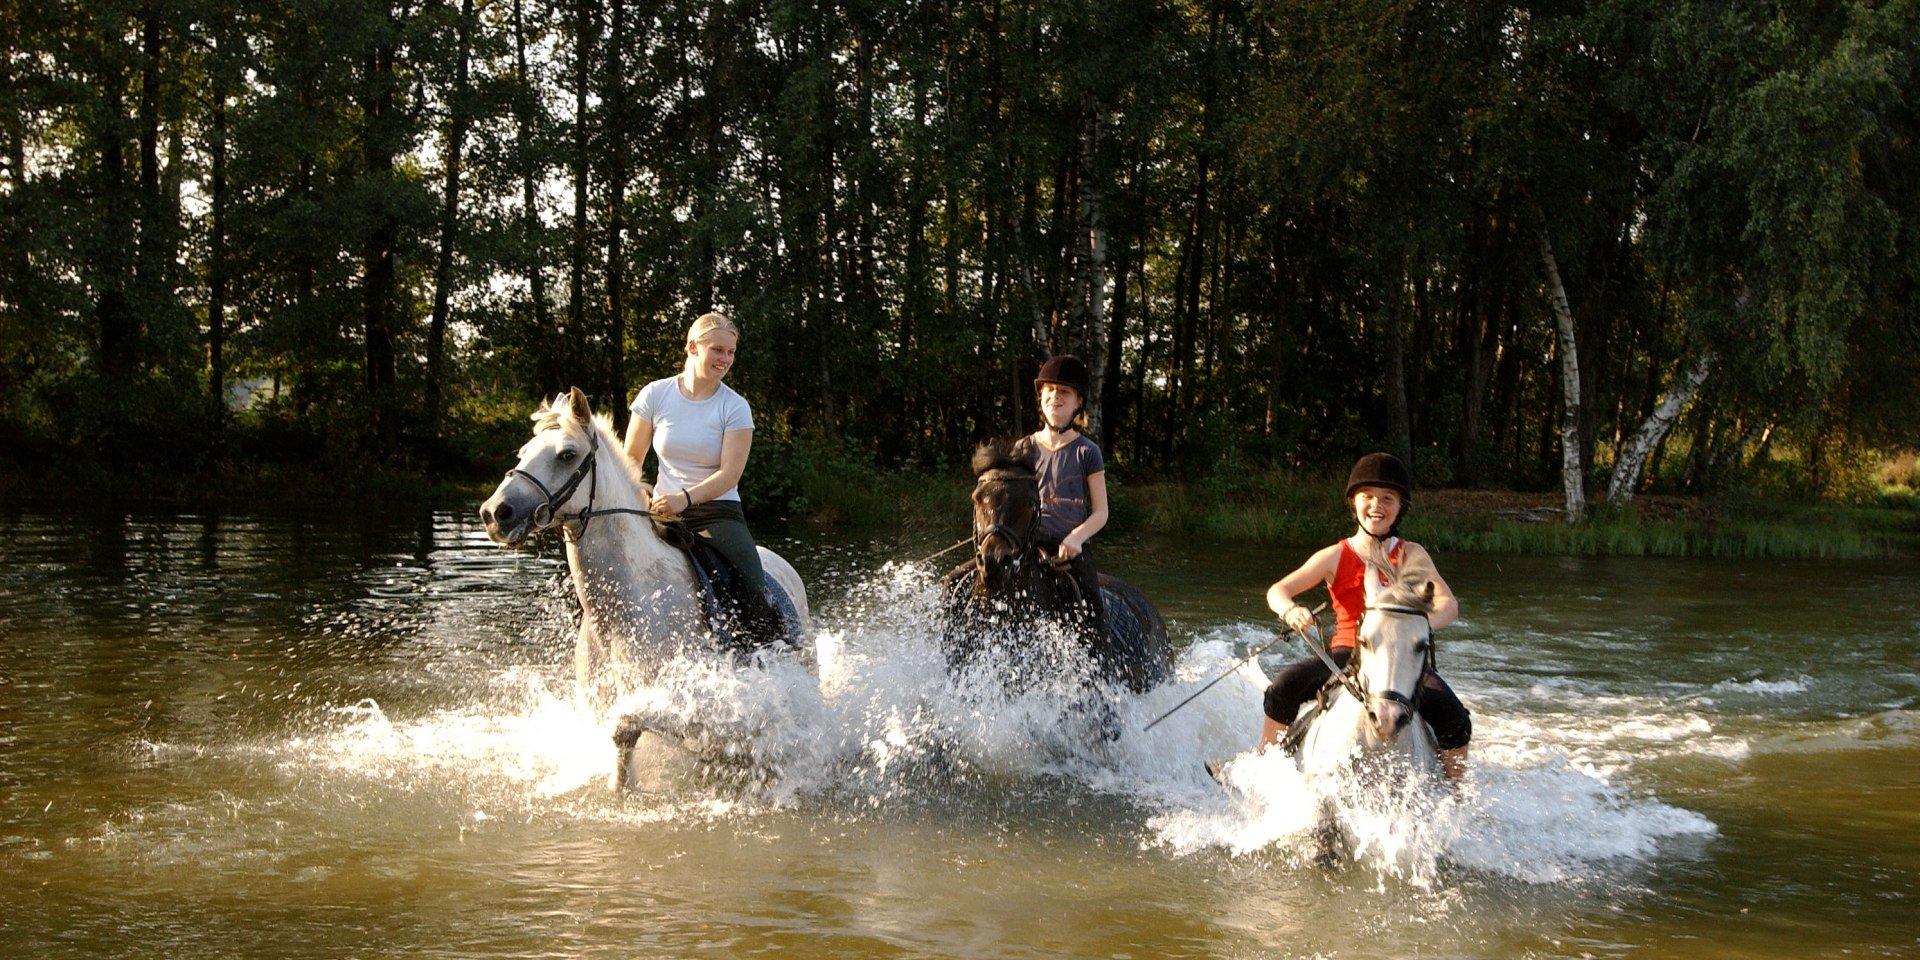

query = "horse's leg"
[
  {"left": 576, "top": 620, "right": 612, "bottom": 708},
  {"left": 1440, "top": 745, "right": 1467, "bottom": 784},
  {"left": 1094, "top": 577, "right": 1173, "bottom": 693},
  {"left": 609, "top": 706, "right": 709, "bottom": 792}
]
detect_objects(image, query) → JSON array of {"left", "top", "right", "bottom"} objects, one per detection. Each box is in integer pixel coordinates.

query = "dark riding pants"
[
  {"left": 1038, "top": 536, "right": 1109, "bottom": 641},
  {"left": 1262, "top": 649, "right": 1472, "bottom": 751},
  {"left": 678, "top": 500, "right": 774, "bottom": 626}
]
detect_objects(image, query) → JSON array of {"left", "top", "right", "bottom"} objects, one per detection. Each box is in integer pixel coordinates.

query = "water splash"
[{"left": 270, "top": 560, "right": 1717, "bottom": 886}]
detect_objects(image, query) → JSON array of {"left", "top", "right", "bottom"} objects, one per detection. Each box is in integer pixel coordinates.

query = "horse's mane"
[
  {"left": 529, "top": 393, "right": 649, "bottom": 491},
  {"left": 971, "top": 441, "right": 1033, "bottom": 480},
  {"left": 1356, "top": 535, "right": 1436, "bottom": 611}
]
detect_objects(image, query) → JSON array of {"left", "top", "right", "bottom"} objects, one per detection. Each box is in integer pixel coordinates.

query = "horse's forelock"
[
  {"left": 1372, "top": 575, "right": 1434, "bottom": 613},
  {"left": 1358, "top": 536, "right": 1436, "bottom": 613}
]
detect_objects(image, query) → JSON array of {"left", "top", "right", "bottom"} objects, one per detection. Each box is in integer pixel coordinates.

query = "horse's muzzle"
[
  {"left": 1367, "top": 694, "right": 1416, "bottom": 742},
  {"left": 479, "top": 492, "right": 534, "bottom": 546}
]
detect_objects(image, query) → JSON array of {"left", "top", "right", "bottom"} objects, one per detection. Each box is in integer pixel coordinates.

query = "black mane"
[{"left": 971, "top": 441, "right": 1031, "bottom": 479}]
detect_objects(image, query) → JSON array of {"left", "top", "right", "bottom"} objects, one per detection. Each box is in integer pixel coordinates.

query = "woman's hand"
[
  {"left": 650, "top": 489, "right": 692, "bottom": 517},
  {"left": 1268, "top": 591, "right": 1313, "bottom": 632}
]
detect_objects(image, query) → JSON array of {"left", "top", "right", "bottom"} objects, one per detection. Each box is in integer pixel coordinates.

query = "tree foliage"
[{"left": 2, "top": 0, "right": 1915, "bottom": 498}]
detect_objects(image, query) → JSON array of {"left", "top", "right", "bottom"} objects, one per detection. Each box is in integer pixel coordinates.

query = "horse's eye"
[{"left": 556, "top": 449, "right": 577, "bottom": 462}]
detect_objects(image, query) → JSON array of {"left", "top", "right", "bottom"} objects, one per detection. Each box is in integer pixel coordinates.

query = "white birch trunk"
[
  {"left": 1534, "top": 214, "right": 1587, "bottom": 524},
  {"left": 1081, "top": 102, "right": 1109, "bottom": 438},
  {"left": 1605, "top": 350, "right": 1714, "bottom": 504}
]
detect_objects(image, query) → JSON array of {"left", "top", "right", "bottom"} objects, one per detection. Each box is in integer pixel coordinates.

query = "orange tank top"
[{"left": 1329, "top": 537, "right": 1402, "bottom": 650}]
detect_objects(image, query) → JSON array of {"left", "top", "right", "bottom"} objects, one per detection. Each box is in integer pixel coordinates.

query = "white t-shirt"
[{"left": 629, "top": 376, "right": 754, "bottom": 503}]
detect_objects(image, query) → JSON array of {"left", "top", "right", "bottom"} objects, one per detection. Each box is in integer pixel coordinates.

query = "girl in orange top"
[{"left": 1261, "top": 453, "right": 1471, "bottom": 780}]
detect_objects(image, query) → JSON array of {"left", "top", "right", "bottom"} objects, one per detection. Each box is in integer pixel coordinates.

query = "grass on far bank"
[
  {"left": 1109, "top": 475, "right": 1918, "bottom": 559},
  {"left": 790, "top": 460, "right": 1919, "bottom": 560}
]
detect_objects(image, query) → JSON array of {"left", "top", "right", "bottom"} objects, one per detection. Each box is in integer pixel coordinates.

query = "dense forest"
[{"left": 2, "top": 0, "right": 1916, "bottom": 515}]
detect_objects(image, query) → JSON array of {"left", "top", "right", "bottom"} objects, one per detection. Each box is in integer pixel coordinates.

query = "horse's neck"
[{"left": 564, "top": 429, "right": 699, "bottom": 631}]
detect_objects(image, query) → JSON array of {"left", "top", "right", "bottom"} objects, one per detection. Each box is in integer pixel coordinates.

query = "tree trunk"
[
  {"left": 1533, "top": 207, "right": 1586, "bottom": 523},
  {"left": 206, "top": 32, "right": 229, "bottom": 425},
  {"left": 513, "top": 0, "right": 555, "bottom": 392},
  {"left": 567, "top": 0, "right": 593, "bottom": 380},
  {"left": 362, "top": 33, "right": 400, "bottom": 450},
  {"left": 1605, "top": 351, "right": 1713, "bottom": 504},
  {"left": 135, "top": 12, "right": 163, "bottom": 310},
  {"left": 92, "top": 31, "right": 138, "bottom": 383},
  {"left": 426, "top": 0, "right": 476, "bottom": 433},
  {"left": 603, "top": 0, "right": 626, "bottom": 409},
  {"left": 1384, "top": 260, "right": 1412, "bottom": 466},
  {"left": 1454, "top": 216, "right": 1497, "bottom": 486},
  {"left": 1079, "top": 99, "right": 1109, "bottom": 439}
]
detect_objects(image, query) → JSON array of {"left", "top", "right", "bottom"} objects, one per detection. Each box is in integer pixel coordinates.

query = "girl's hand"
[
  {"left": 1055, "top": 536, "right": 1083, "bottom": 561},
  {"left": 650, "top": 490, "right": 690, "bottom": 517},
  {"left": 1278, "top": 602, "right": 1313, "bottom": 632}
]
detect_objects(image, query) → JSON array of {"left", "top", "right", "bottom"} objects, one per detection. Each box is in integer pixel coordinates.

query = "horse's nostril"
[{"left": 493, "top": 503, "right": 513, "bottom": 523}]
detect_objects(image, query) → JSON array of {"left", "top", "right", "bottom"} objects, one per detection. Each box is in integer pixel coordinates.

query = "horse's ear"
[
  {"left": 971, "top": 443, "right": 999, "bottom": 476},
  {"left": 567, "top": 386, "right": 593, "bottom": 421}
]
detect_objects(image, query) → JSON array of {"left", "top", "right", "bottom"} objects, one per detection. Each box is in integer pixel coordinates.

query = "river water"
[{"left": 1, "top": 506, "right": 1915, "bottom": 958}]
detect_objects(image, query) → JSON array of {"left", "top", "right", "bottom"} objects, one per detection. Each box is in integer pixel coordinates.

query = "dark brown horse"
[{"left": 942, "top": 443, "right": 1174, "bottom": 694}]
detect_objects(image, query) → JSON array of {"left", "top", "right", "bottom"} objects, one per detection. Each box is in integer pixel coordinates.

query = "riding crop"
[
  {"left": 1141, "top": 603, "right": 1328, "bottom": 732},
  {"left": 916, "top": 535, "right": 976, "bottom": 565}
]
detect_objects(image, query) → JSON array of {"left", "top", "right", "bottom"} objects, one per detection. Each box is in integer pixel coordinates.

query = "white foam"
[
  {"left": 272, "top": 564, "right": 1720, "bottom": 883},
  {"left": 1709, "top": 677, "right": 1809, "bottom": 696}
]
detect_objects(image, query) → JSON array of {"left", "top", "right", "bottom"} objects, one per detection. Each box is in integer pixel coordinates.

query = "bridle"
[
  {"left": 500, "top": 427, "right": 652, "bottom": 541},
  {"left": 1353, "top": 601, "right": 1436, "bottom": 729},
  {"left": 971, "top": 469, "right": 1040, "bottom": 575}
]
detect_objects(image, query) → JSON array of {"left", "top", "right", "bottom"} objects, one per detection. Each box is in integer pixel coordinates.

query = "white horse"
[
  {"left": 478, "top": 387, "right": 813, "bottom": 785},
  {"left": 1294, "top": 547, "right": 1447, "bottom": 861}
]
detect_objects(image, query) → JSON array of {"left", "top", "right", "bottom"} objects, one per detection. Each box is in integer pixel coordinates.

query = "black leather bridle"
[
  {"left": 1353, "top": 601, "right": 1436, "bottom": 729},
  {"left": 971, "top": 469, "right": 1040, "bottom": 574},
  {"left": 500, "top": 427, "right": 651, "bottom": 541}
]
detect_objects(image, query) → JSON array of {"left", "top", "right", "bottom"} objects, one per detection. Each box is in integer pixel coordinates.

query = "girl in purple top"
[{"left": 1011, "top": 355, "right": 1110, "bottom": 638}]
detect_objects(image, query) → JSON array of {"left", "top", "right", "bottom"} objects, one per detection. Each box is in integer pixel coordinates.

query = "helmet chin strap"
[
  {"left": 1356, "top": 505, "right": 1405, "bottom": 540},
  {"left": 1043, "top": 406, "right": 1083, "bottom": 436}
]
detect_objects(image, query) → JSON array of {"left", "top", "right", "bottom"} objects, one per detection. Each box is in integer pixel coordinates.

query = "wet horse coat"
[
  {"left": 478, "top": 388, "right": 814, "bottom": 785},
  {"left": 1290, "top": 546, "right": 1448, "bottom": 860},
  {"left": 941, "top": 443, "right": 1173, "bottom": 694}
]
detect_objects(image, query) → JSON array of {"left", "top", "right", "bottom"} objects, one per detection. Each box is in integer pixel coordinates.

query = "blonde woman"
[{"left": 623, "top": 312, "right": 773, "bottom": 629}]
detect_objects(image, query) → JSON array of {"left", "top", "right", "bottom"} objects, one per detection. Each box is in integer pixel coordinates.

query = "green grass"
[{"left": 787, "top": 460, "right": 1916, "bottom": 559}]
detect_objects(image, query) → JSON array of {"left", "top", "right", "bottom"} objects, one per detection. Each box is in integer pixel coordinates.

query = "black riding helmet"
[
  {"left": 1034, "top": 355, "right": 1092, "bottom": 399},
  {"left": 1034, "top": 355, "right": 1092, "bottom": 430},
  {"left": 1345, "top": 452, "right": 1412, "bottom": 536}
]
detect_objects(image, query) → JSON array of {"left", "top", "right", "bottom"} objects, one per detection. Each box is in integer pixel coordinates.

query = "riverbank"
[
  {"left": 797, "top": 465, "right": 1920, "bottom": 560},
  {"left": 3, "top": 455, "right": 1913, "bottom": 560}
]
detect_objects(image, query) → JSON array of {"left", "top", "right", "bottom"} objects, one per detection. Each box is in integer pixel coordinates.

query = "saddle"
[
  {"left": 649, "top": 517, "right": 802, "bottom": 656},
  {"left": 1278, "top": 667, "right": 1354, "bottom": 757}
]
